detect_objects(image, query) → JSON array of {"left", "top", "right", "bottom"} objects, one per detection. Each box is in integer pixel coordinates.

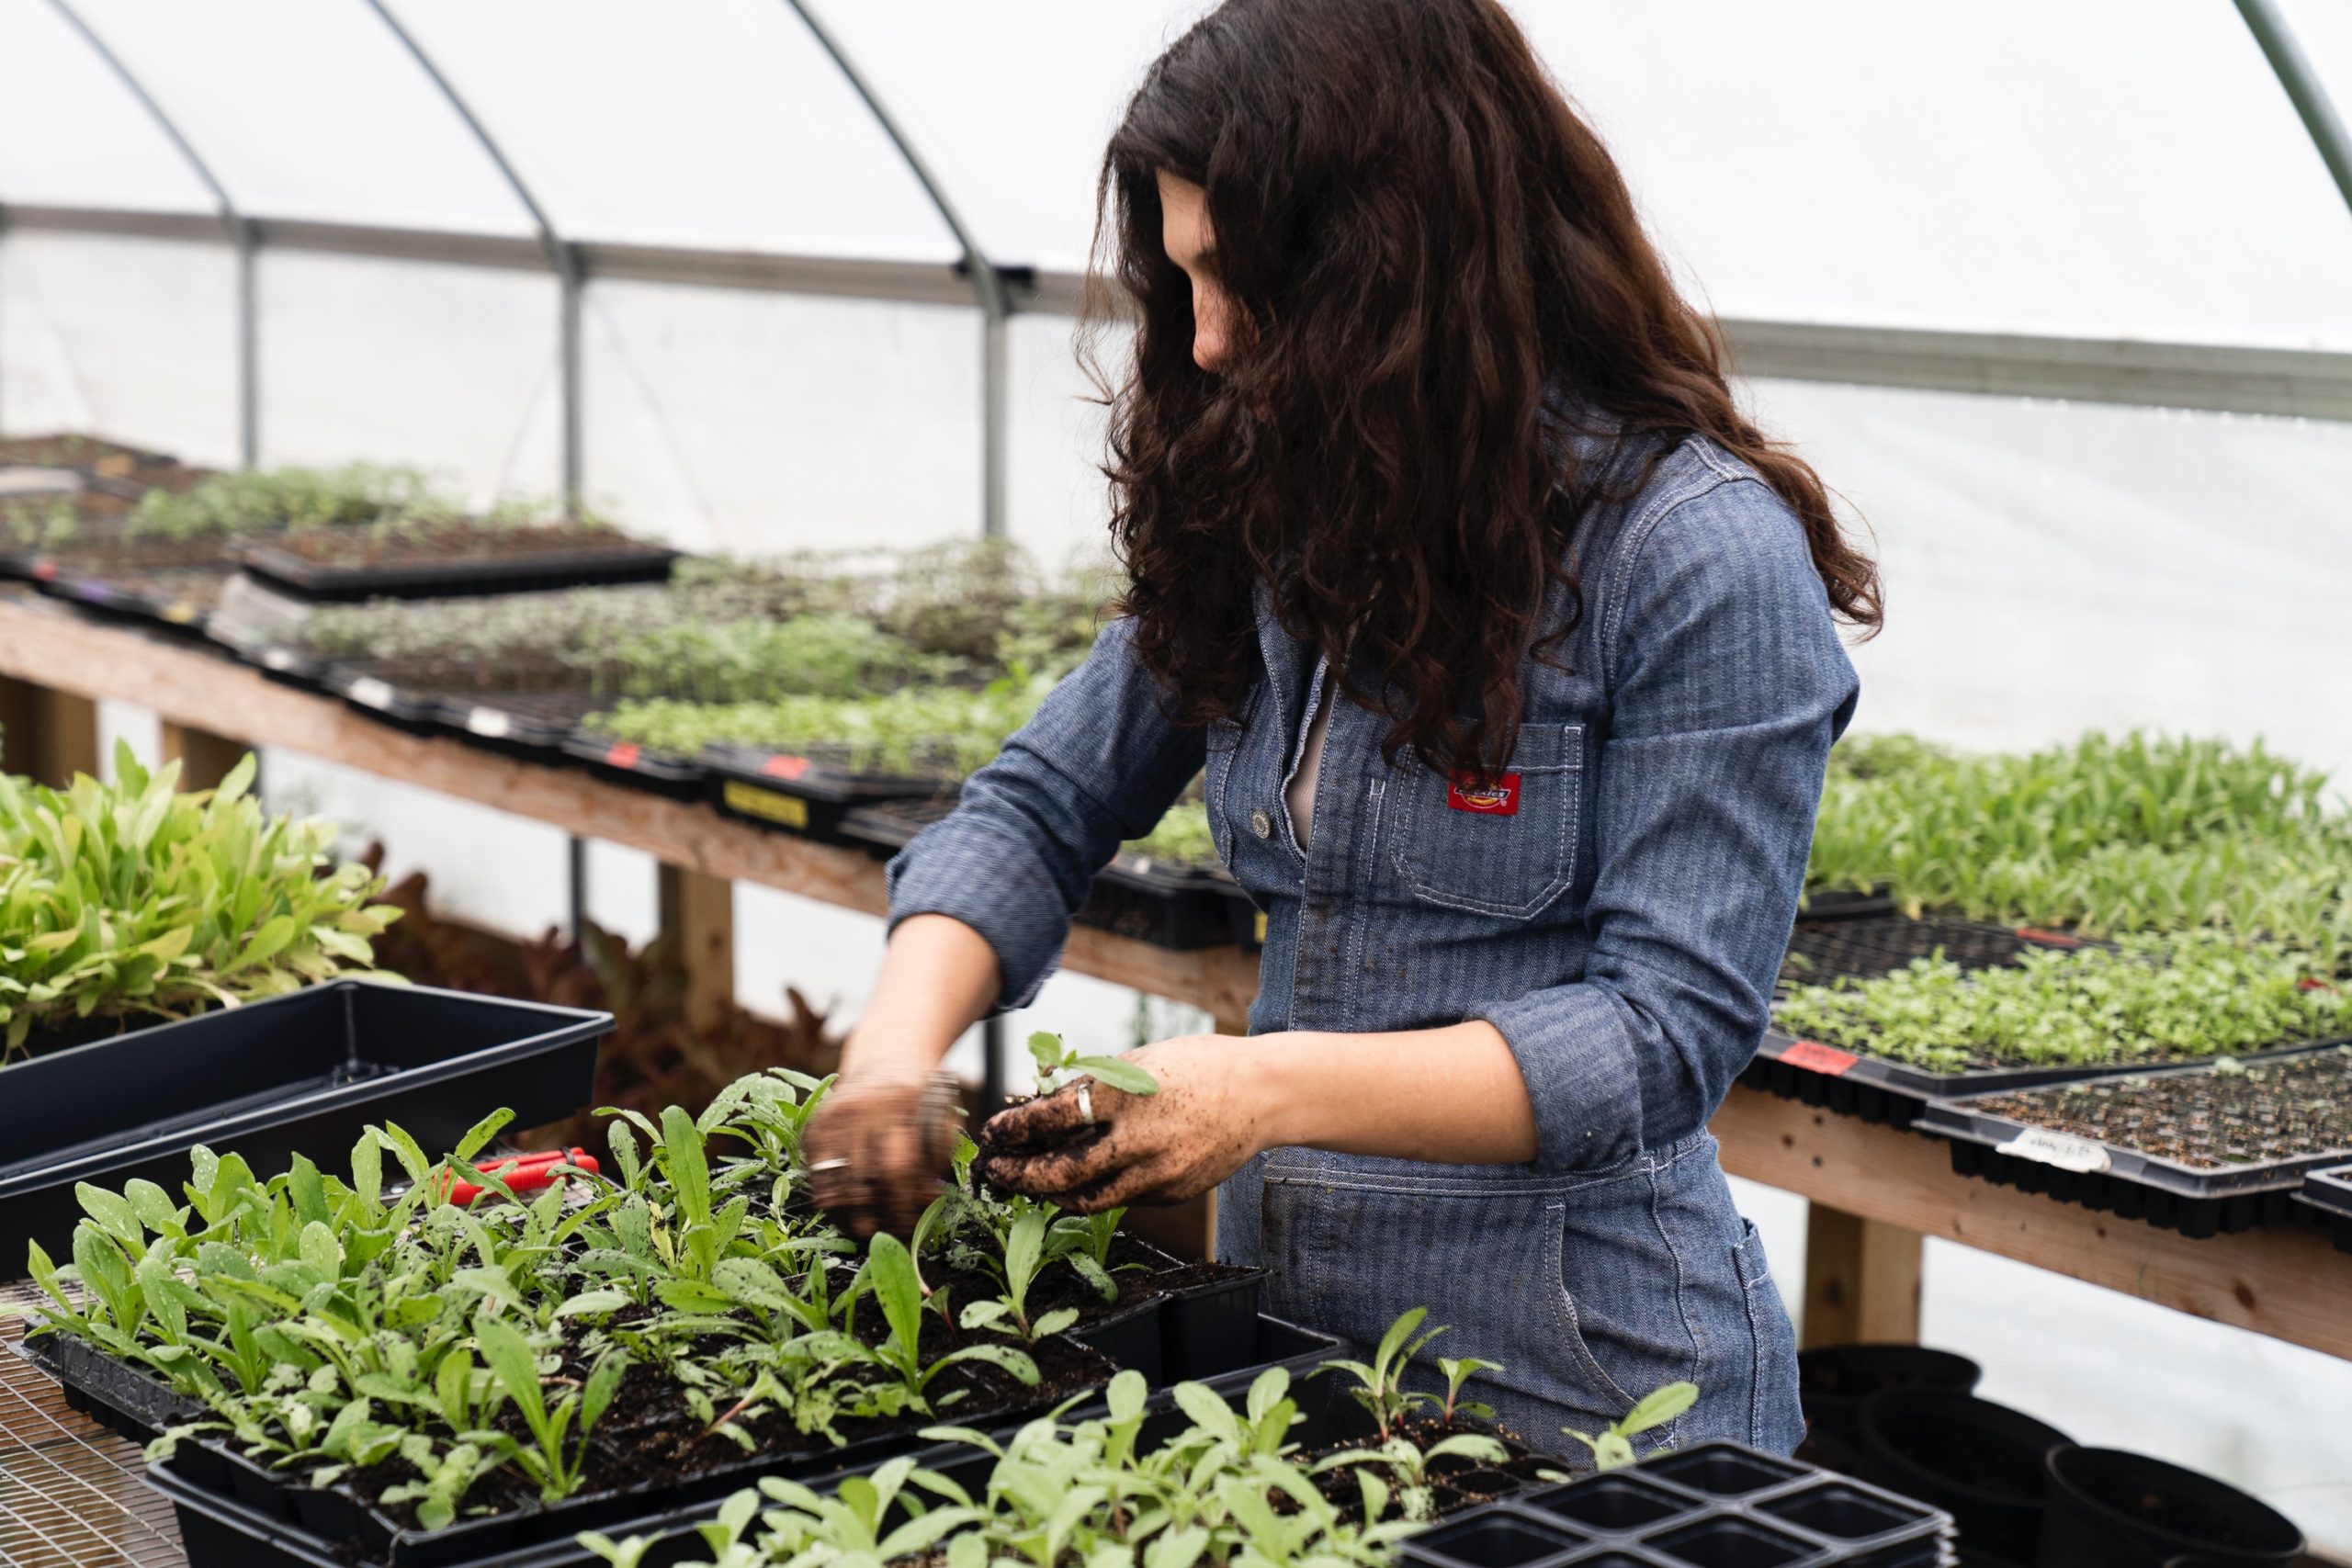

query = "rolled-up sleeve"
[
  {"left": 886, "top": 617, "right": 1207, "bottom": 1011},
  {"left": 1478, "top": 476, "right": 1860, "bottom": 1172}
]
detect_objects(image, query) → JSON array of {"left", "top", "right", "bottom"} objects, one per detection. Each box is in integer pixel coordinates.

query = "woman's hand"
[
  {"left": 803, "top": 1066, "right": 964, "bottom": 1241},
  {"left": 976, "top": 1034, "right": 1276, "bottom": 1212}
]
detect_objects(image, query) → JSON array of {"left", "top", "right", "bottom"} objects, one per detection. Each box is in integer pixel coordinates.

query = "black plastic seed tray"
[
  {"left": 329, "top": 660, "right": 448, "bottom": 737},
  {"left": 843, "top": 796, "right": 1246, "bottom": 952},
  {"left": 14, "top": 1330, "right": 201, "bottom": 1443},
  {"left": 705, "top": 740, "right": 957, "bottom": 845},
  {"left": 1747, "top": 915, "right": 2345, "bottom": 1130},
  {"left": 560, "top": 729, "right": 708, "bottom": 800},
  {"left": 429, "top": 687, "right": 602, "bottom": 760},
  {"left": 27, "top": 555, "right": 225, "bottom": 635},
  {"left": 1397, "top": 1444, "right": 1952, "bottom": 1568},
  {"left": 2295, "top": 1162, "right": 2352, "bottom": 1253},
  {"left": 233, "top": 536, "right": 681, "bottom": 602},
  {"left": 145, "top": 1314, "right": 1336, "bottom": 1568},
  {"left": 0, "top": 980, "right": 608, "bottom": 1266},
  {"left": 1917, "top": 1044, "right": 2352, "bottom": 1238}
]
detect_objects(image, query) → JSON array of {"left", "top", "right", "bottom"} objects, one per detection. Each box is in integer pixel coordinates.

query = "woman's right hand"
[{"left": 802, "top": 1065, "right": 964, "bottom": 1241}]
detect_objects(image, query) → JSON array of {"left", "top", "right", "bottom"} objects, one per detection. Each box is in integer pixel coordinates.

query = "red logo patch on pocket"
[{"left": 1446, "top": 771, "right": 1521, "bottom": 815}]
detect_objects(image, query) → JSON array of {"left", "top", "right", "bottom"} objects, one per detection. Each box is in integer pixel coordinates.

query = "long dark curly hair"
[{"left": 1086, "top": 0, "right": 1880, "bottom": 777}]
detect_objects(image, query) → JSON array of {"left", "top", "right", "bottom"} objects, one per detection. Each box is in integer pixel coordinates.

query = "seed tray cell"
[
  {"left": 2296, "top": 1161, "right": 2352, "bottom": 1252},
  {"left": 1918, "top": 1044, "right": 2352, "bottom": 1238},
  {"left": 0, "top": 981, "right": 607, "bottom": 1266}
]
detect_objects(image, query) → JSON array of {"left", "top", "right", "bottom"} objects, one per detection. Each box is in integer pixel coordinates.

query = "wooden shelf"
[{"left": 5, "top": 587, "right": 2347, "bottom": 1363}]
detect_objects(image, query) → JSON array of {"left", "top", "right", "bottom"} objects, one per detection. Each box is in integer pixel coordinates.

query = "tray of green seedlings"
[
  {"left": 1748, "top": 732, "right": 2352, "bottom": 1127},
  {"left": 1917, "top": 1043, "right": 2352, "bottom": 1236},
  {"left": 1, "top": 457, "right": 213, "bottom": 598},
  {"left": 842, "top": 793, "right": 1249, "bottom": 952},
  {"left": 18, "top": 1039, "right": 1348, "bottom": 1568},
  {"left": 588, "top": 545, "right": 1108, "bottom": 844},
  {"left": 234, "top": 496, "right": 680, "bottom": 603},
  {"left": 0, "top": 431, "right": 179, "bottom": 477}
]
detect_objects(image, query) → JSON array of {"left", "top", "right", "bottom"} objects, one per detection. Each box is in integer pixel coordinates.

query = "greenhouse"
[{"left": 3, "top": 0, "right": 2351, "bottom": 1564}]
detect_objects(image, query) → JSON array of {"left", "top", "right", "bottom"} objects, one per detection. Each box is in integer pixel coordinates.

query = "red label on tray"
[
  {"left": 2015, "top": 927, "right": 2081, "bottom": 947},
  {"left": 761, "top": 754, "right": 811, "bottom": 782},
  {"left": 31, "top": 561, "right": 55, "bottom": 581},
  {"left": 605, "top": 742, "right": 641, "bottom": 768},
  {"left": 1780, "top": 1040, "right": 1858, "bottom": 1076},
  {"left": 2300, "top": 976, "right": 2340, "bottom": 993}
]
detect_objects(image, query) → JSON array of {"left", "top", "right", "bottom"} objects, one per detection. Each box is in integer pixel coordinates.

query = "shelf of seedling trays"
[
  {"left": 1916, "top": 1043, "right": 2352, "bottom": 1238},
  {"left": 842, "top": 795, "right": 1261, "bottom": 953},
  {"left": 2, "top": 462, "right": 229, "bottom": 637},
  {"left": 1743, "top": 907, "right": 2352, "bottom": 1132}
]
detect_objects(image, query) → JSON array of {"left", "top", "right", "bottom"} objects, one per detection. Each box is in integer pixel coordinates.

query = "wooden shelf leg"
[
  {"left": 1801, "top": 1202, "right": 1923, "bottom": 1348},
  {"left": 158, "top": 719, "right": 249, "bottom": 792},
  {"left": 657, "top": 863, "right": 736, "bottom": 1035},
  {"left": 0, "top": 676, "right": 100, "bottom": 787}
]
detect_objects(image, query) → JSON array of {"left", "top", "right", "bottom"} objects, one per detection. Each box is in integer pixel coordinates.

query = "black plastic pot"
[
  {"left": 2039, "top": 1447, "right": 2303, "bottom": 1568},
  {"left": 0, "top": 980, "right": 607, "bottom": 1265},
  {"left": 1799, "top": 1343, "right": 1981, "bottom": 1448},
  {"left": 1856, "top": 1390, "right": 2069, "bottom": 1562}
]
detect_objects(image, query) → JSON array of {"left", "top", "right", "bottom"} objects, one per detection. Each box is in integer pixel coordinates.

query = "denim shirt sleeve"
[
  {"left": 1476, "top": 473, "right": 1860, "bottom": 1173},
  {"left": 885, "top": 617, "right": 1209, "bottom": 1011}
]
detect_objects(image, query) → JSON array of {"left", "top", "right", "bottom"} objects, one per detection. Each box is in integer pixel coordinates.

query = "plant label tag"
[
  {"left": 761, "top": 753, "right": 811, "bottom": 782},
  {"left": 162, "top": 602, "right": 198, "bottom": 625},
  {"left": 346, "top": 677, "right": 395, "bottom": 710},
  {"left": 1446, "top": 771, "right": 1521, "bottom": 814},
  {"left": 467, "top": 707, "right": 513, "bottom": 739},
  {"left": 1996, "top": 1126, "right": 2111, "bottom": 1173},
  {"left": 605, "top": 741, "right": 641, "bottom": 768},
  {"left": 263, "top": 648, "right": 297, "bottom": 671},
  {"left": 1780, "top": 1040, "right": 1858, "bottom": 1077}
]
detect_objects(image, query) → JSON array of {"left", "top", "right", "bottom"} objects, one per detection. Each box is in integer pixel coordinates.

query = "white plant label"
[
  {"left": 346, "top": 677, "right": 395, "bottom": 710},
  {"left": 1996, "top": 1126, "right": 2111, "bottom": 1174},
  {"left": 468, "top": 708, "right": 513, "bottom": 739}
]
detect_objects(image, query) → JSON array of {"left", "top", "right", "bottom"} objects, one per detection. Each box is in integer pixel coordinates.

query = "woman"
[{"left": 805, "top": 0, "right": 1877, "bottom": 1453}]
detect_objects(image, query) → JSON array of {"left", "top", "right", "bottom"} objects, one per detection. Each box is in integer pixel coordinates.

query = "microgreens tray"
[
  {"left": 1396, "top": 1444, "right": 1952, "bottom": 1568},
  {"left": 1917, "top": 1043, "right": 2352, "bottom": 1237},
  {"left": 0, "top": 981, "right": 607, "bottom": 1264}
]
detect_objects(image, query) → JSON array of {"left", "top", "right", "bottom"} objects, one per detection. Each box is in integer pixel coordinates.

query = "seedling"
[
  {"left": 1436, "top": 1355, "right": 1501, "bottom": 1426},
  {"left": 1560, "top": 1380, "right": 1699, "bottom": 1471},
  {"left": 1312, "top": 1306, "right": 1444, "bottom": 1439},
  {"left": 1026, "top": 1031, "right": 1159, "bottom": 1097}
]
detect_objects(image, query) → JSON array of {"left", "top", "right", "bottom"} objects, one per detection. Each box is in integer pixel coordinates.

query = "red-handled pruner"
[{"left": 436, "top": 1147, "right": 600, "bottom": 1207}]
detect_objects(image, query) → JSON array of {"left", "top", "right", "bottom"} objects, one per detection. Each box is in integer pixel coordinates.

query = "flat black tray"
[
  {"left": 560, "top": 730, "right": 707, "bottom": 801},
  {"left": 15, "top": 1331, "right": 203, "bottom": 1443},
  {"left": 144, "top": 1313, "right": 1338, "bottom": 1568},
  {"left": 27, "top": 557, "right": 225, "bottom": 637},
  {"left": 234, "top": 537, "right": 681, "bottom": 603},
  {"left": 1747, "top": 915, "right": 2343, "bottom": 1129},
  {"left": 2296, "top": 1162, "right": 2352, "bottom": 1254},
  {"left": 0, "top": 981, "right": 607, "bottom": 1267},
  {"left": 842, "top": 797, "right": 1245, "bottom": 952},
  {"left": 329, "top": 661, "right": 447, "bottom": 737},
  {"left": 1917, "top": 1045, "right": 2352, "bottom": 1239},
  {"left": 1398, "top": 1443, "right": 1951, "bottom": 1568},
  {"left": 703, "top": 740, "right": 955, "bottom": 845}
]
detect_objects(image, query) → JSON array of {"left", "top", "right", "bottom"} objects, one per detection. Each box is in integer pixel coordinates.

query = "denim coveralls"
[{"left": 888, "top": 431, "right": 1859, "bottom": 1453}]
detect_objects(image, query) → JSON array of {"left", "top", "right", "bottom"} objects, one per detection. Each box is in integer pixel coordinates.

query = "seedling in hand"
[{"left": 1027, "top": 1031, "right": 1159, "bottom": 1097}]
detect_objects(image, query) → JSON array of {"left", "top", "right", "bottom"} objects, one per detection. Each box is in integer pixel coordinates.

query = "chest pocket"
[{"left": 1390, "top": 722, "right": 1583, "bottom": 919}]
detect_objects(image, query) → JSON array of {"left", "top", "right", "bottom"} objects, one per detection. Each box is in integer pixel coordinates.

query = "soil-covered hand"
[
  {"left": 803, "top": 1067, "right": 964, "bottom": 1241},
  {"left": 975, "top": 1034, "right": 1272, "bottom": 1212}
]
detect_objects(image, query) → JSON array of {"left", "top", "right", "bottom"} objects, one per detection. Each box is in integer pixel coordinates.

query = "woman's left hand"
[{"left": 975, "top": 1034, "right": 1277, "bottom": 1212}]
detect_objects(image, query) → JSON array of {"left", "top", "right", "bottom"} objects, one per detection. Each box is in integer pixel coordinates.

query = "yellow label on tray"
[
  {"left": 162, "top": 602, "right": 198, "bottom": 625},
  {"left": 723, "top": 780, "right": 810, "bottom": 830}
]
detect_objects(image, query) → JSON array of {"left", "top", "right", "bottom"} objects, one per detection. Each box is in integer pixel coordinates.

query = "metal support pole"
[
  {"left": 783, "top": 0, "right": 1013, "bottom": 538},
  {"left": 567, "top": 834, "right": 589, "bottom": 942},
  {"left": 43, "top": 0, "right": 254, "bottom": 466},
  {"left": 358, "top": 0, "right": 582, "bottom": 505},
  {"left": 2237, "top": 0, "right": 2352, "bottom": 220}
]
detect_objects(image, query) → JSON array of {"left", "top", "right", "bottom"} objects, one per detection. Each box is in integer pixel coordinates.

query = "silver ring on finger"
[
  {"left": 808, "top": 1157, "right": 851, "bottom": 1173},
  {"left": 1076, "top": 1083, "right": 1095, "bottom": 1126}
]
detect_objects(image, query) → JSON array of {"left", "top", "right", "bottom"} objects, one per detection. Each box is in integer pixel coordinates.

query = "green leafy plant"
[
  {"left": 126, "top": 463, "right": 442, "bottom": 539},
  {"left": 1312, "top": 1307, "right": 1444, "bottom": 1441},
  {"left": 1026, "top": 1029, "right": 1159, "bottom": 1097},
  {"left": 0, "top": 742, "right": 401, "bottom": 1058}
]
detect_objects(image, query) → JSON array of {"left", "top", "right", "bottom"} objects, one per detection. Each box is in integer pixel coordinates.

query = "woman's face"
[{"left": 1157, "top": 171, "right": 1233, "bottom": 373}]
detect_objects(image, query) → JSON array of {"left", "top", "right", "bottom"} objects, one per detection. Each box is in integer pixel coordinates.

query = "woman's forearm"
[
  {"left": 1252, "top": 1021, "right": 1540, "bottom": 1165},
  {"left": 840, "top": 914, "right": 1003, "bottom": 1079}
]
